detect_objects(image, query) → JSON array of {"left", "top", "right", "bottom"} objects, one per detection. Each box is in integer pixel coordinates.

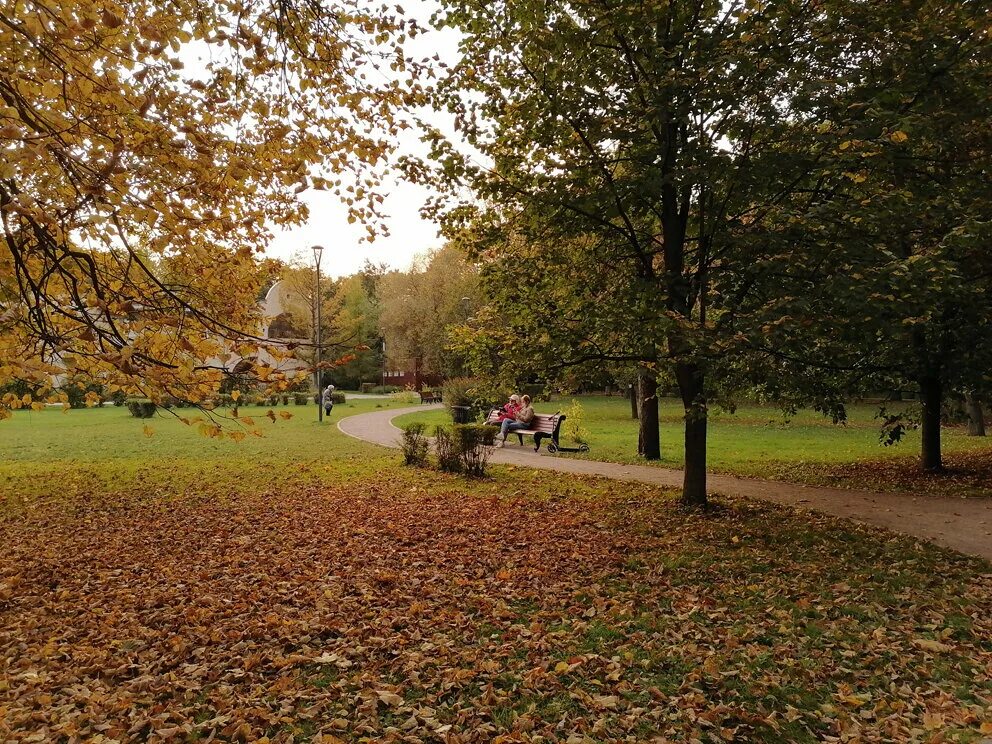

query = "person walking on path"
[
  {"left": 321, "top": 384, "right": 336, "bottom": 417},
  {"left": 497, "top": 394, "right": 535, "bottom": 447}
]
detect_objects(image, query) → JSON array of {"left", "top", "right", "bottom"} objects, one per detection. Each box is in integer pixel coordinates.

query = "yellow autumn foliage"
[{"left": 0, "top": 0, "right": 420, "bottom": 413}]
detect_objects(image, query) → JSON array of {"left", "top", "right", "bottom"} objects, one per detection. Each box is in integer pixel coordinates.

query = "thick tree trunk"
[
  {"left": 629, "top": 383, "right": 639, "bottom": 420},
  {"left": 919, "top": 374, "right": 943, "bottom": 472},
  {"left": 676, "top": 362, "right": 707, "bottom": 508},
  {"left": 966, "top": 394, "right": 986, "bottom": 437},
  {"left": 637, "top": 368, "right": 660, "bottom": 460}
]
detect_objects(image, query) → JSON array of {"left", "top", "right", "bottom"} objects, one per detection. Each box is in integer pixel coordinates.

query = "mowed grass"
[
  {"left": 0, "top": 399, "right": 990, "bottom": 741},
  {"left": 0, "top": 397, "right": 410, "bottom": 504},
  {"left": 394, "top": 396, "right": 992, "bottom": 495}
]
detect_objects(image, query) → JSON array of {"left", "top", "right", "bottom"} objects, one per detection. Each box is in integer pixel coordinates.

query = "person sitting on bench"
[
  {"left": 497, "top": 394, "right": 535, "bottom": 447},
  {"left": 496, "top": 394, "right": 521, "bottom": 422}
]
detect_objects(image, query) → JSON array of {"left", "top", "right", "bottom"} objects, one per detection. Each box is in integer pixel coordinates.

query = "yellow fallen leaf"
[
  {"left": 840, "top": 694, "right": 869, "bottom": 707},
  {"left": 376, "top": 690, "right": 404, "bottom": 707},
  {"left": 922, "top": 711, "right": 944, "bottom": 730},
  {"left": 912, "top": 638, "right": 951, "bottom": 653},
  {"left": 143, "top": 425, "right": 155, "bottom": 437},
  {"left": 593, "top": 694, "right": 618, "bottom": 709},
  {"left": 703, "top": 656, "right": 720, "bottom": 675}
]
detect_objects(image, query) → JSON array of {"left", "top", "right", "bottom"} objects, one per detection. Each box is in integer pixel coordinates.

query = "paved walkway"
[{"left": 338, "top": 405, "right": 992, "bottom": 561}]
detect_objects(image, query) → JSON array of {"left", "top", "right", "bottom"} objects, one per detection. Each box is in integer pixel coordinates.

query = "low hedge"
[{"left": 125, "top": 398, "right": 156, "bottom": 418}]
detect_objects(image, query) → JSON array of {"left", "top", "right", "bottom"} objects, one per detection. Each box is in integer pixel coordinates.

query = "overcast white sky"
[{"left": 265, "top": 0, "right": 463, "bottom": 278}]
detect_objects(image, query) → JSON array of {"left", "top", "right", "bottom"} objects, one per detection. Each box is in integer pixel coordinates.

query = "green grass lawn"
[
  {"left": 1, "top": 397, "right": 990, "bottom": 741},
  {"left": 0, "top": 397, "right": 409, "bottom": 503},
  {"left": 393, "top": 396, "right": 992, "bottom": 495}
]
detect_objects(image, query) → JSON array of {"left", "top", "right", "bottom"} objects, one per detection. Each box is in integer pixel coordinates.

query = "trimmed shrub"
[
  {"left": 125, "top": 398, "right": 156, "bottom": 418},
  {"left": 400, "top": 423, "right": 430, "bottom": 467},
  {"left": 442, "top": 377, "right": 473, "bottom": 407},
  {"left": 294, "top": 393, "right": 308, "bottom": 405},
  {"left": 331, "top": 392, "right": 346, "bottom": 404},
  {"left": 453, "top": 423, "right": 496, "bottom": 477},
  {"left": 434, "top": 425, "right": 462, "bottom": 473},
  {"left": 442, "top": 377, "right": 494, "bottom": 422}
]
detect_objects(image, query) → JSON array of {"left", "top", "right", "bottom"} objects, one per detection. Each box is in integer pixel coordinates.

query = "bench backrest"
[{"left": 485, "top": 409, "right": 562, "bottom": 433}]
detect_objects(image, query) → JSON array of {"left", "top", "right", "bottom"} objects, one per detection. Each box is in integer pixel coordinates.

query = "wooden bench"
[
  {"left": 485, "top": 408, "right": 567, "bottom": 452},
  {"left": 419, "top": 390, "right": 441, "bottom": 404}
]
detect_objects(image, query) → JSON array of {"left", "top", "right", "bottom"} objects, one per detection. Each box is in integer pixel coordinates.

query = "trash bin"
[{"left": 451, "top": 405, "right": 471, "bottom": 424}]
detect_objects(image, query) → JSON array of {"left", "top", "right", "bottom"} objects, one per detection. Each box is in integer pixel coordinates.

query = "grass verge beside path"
[
  {"left": 393, "top": 397, "right": 992, "bottom": 497},
  {"left": 0, "top": 454, "right": 989, "bottom": 742}
]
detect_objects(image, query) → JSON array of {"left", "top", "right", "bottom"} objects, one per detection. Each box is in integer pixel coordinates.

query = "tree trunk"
[
  {"left": 629, "top": 383, "right": 638, "bottom": 420},
  {"left": 637, "top": 368, "right": 660, "bottom": 460},
  {"left": 966, "top": 394, "right": 986, "bottom": 437},
  {"left": 676, "top": 362, "right": 707, "bottom": 508},
  {"left": 919, "top": 374, "right": 943, "bottom": 472}
]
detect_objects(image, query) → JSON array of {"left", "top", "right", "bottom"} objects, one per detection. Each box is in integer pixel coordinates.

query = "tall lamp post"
[{"left": 312, "top": 244, "right": 324, "bottom": 423}]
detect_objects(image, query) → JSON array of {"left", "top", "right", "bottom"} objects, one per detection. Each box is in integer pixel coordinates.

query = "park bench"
[
  {"left": 419, "top": 390, "right": 441, "bottom": 404},
  {"left": 485, "top": 409, "right": 588, "bottom": 453}
]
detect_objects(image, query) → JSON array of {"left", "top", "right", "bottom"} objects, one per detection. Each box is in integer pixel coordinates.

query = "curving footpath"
[{"left": 338, "top": 405, "right": 992, "bottom": 561}]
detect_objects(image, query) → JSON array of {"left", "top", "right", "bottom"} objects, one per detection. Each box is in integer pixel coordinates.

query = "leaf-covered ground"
[
  {"left": 1, "top": 467, "right": 989, "bottom": 743},
  {"left": 758, "top": 449, "right": 992, "bottom": 499}
]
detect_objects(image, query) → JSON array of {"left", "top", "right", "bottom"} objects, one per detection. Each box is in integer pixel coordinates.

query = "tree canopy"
[
  {"left": 379, "top": 245, "right": 478, "bottom": 379},
  {"left": 0, "top": 0, "right": 419, "bottom": 417},
  {"left": 419, "top": 0, "right": 992, "bottom": 504}
]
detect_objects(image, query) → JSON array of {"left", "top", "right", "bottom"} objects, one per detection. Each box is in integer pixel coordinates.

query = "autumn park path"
[{"left": 338, "top": 405, "right": 992, "bottom": 561}]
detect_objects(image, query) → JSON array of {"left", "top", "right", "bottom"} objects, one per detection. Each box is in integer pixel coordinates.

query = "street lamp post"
[{"left": 312, "top": 245, "right": 324, "bottom": 423}]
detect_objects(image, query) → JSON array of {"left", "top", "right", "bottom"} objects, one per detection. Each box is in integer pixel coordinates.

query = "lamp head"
[{"left": 311, "top": 244, "right": 325, "bottom": 266}]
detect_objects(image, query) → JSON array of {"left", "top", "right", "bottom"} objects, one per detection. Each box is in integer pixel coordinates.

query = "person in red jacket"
[
  {"left": 496, "top": 394, "right": 521, "bottom": 422},
  {"left": 497, "top": 394, "right": 535, "bottom": 446}
]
